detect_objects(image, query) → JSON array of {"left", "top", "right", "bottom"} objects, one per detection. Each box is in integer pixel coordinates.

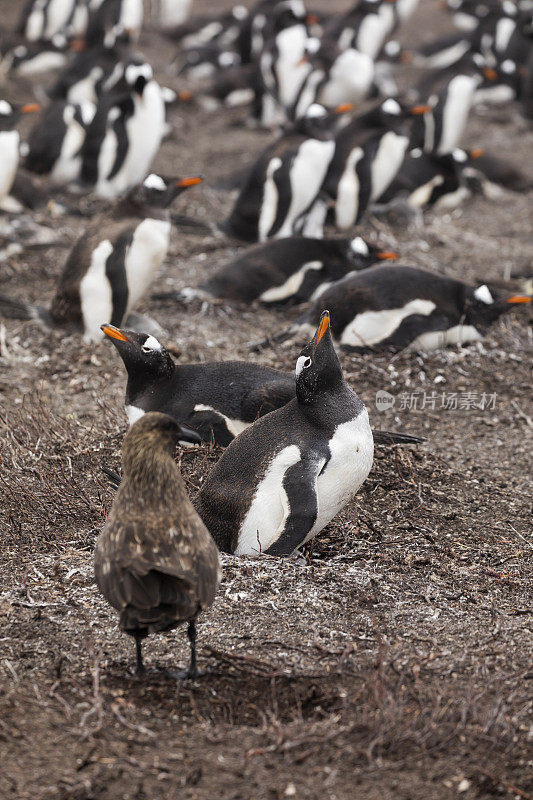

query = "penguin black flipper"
[
  {"left": 107, "top": 109, "right": 131, "bottom": 181},
  {"left": 106, "top": 232, "right": 131, "bottom": 326},
  {"left": 264, "top": 458, "right": 320, "bottom": 556}
]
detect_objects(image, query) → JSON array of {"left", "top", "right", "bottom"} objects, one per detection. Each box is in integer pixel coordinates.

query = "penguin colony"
[{"left": 0, "top": 0, "right": 531, "bottom": 675}]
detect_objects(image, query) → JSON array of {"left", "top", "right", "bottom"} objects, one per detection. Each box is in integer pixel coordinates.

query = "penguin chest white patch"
[
  {"left": 340, "top": 299, "right": 437, "bottom": 348},
  {"left": 260, "top": 261, "right": 323, "bottom": 303},
  {"left": 310, "top": 411, "right": 374, "bottom": 540},
  {"left": 80, "top": 240, "right": 114, "bottom": 342},
  {"left": 370, "top": 132, "right": 409, "bottom": 201},
  {"left": 336, "top": 146, "right": 364, "bottom": 229},
  {"left": 125, "top": 219, "right": 171, "bottom": 312},
  {"left": 276, "top": 139, "right": 335, "bottom": 238},
  {"left": 126, "top": 405, "right": 146, "bottom": 425},
  {"left": 0, "top": 131, "right": 19, "bottom": 201},
  {"left": 236, "top": 445, "right": 302, "bottom": 556}
]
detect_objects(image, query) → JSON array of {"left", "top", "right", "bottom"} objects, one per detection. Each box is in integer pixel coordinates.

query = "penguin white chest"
[
  {"left": 309, "top": 410, "right": 374, "bottom": 540},
  {"left": 336, "top": 146, "right": 364, "bottom": 229},
  {"left": 125, "top": 218, "right": 171, "bottom": 312},
  {"left": 0, "top": 131, "right": 19, "bottom": 201},
  {"left": 370, "top": 133, "right": 409, "bottom": 201},
  {"left": 438, "top": 76, "right": 475, "bottom": 155}
]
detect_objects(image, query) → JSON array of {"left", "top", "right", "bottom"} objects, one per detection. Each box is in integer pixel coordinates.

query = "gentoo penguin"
[
  {"left": 24, "top": 99, "right": 96, "bottom": 185},
  {"left": 221, "top": 103, "right": 342, "bottom": 242},
  {"left": 377, "top": 147, "right": 482, "bottom": 209},
  {"left": 290, "top": 41, "right": 375, "bottom": 120},
  {"left": 166, "top": 5, "right": 247, "bottom": 50},
  {"left": 84, "top": 0, "right": 143, "bottom": 46},
  {"left": 410, "top": 74, "right": 478, "bottom": 155},
  {"left": 101, "top": 324, "right": 296, "bottom": 445},
  {"left": 175, "top": 44, "right": 241, "bottom": 81},
  {"left": 323, "top": 98, "right": 412, "bottom": 230},
  {"left": 260, "top": 266, "right": 532, "bottom": 353},
  {"left": 101, "top": 324, "right": 424, "bottom": 448},
  {"left": 0, "top": 100, "right": 40, "bottom": 205},
  {"left": 198, "top": 63, "right": 259, "bottom": 111},
  {"left": 0, "top": 35, "right": 69, "bottom": 76},
  {"left": 258, "top": 0, "right": 312, "bottom": 126},
  {"left": 17, "top": 0, "right": 86, "bottom": 42},
  {"left": 94, "top": 412, "right": 220, "bottom": 676},
  {"left": 0, "top": 174, "right": 202, "bottom": 342},
  {"left": 79, "top": 64, "right": 166, "bottom": 198},
  {"left": 48, "top": 41, "right": 146, "bottom": 104},
  {"left": 324, "top": 0, "right": 408, "bottom": 61},
  {"left": 194, "top": 311, "right": 374, "bottom": 556},
  {"left": 198, "top": 236, "right": 398, "bottom": 305},
  {"left": 473, "top": 59, "right": 523, "bottom": 105}
]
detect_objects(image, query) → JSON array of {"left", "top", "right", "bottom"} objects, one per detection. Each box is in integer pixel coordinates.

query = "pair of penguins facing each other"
[{"left": 95, "top": 312, "right": 372, "bottom": 675}]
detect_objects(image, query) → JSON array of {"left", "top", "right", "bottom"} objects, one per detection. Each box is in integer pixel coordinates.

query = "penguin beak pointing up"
[
  {"left": 101, "top": 324, "right": 129, "bottom": 342},
  {"left": 314, "top": 311, "right": 331, "bottom": 347}
]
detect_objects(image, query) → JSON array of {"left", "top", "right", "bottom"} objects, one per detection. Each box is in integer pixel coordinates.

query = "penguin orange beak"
[
  {"left": 470, "top": 148, "right": 484, "bottom": 159},
  {"left": 505, "top": 296, "right": 531, "bottom": 304},
  {"left": 297, "top": 55, "right": 309, "bottom": 66},
  {"left": 409, "top": 104, "right": 431, "bottom": 115},
  {"left": 175, "top": 176, "right": 203, "bottom": 187},
  {"left": 101, "top": 324, "right": 129, "bottom": 342},
  {"left": 178, "top": 89, "right": 193, "bottom": 101},
  {"left": 334, "top": 102, "right": 353, "bottom": 114},
  {"left": 21, "top": 103, "right": 40, "bottom": 114},
  {"left": 377, "top": 251, "right": 398, "bottom": 260},
  {"left": 314, "top": 311, "right": 330, "bottom": 345},
  {"left": 69, "top": 38, "right": 86, "bottom": 52},
  {"left": 306, "top": 13, "right": 320, "bottom": 24},
  {"left": 483, "top": 67, "right": 498, "bottom": 81}
]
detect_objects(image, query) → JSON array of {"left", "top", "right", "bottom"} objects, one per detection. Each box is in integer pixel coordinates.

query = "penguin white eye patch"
[
  {"left": 141, "top": 336, "right": 163, "bottom": 353},
  {"left": 295, "top": 355, "right": 312, "bottom": 377}
]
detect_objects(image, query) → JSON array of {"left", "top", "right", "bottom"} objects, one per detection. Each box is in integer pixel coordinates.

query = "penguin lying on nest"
[
  {"left": 194, "top": 311, "right": 375, "bottom": 556},
  {"left": 255, "top": 265, "right": 532, "bottom": 353},
  {"left": 195, "top": 235, "right": 397, "bottom": 305},
  {"left": 101, "top": 324, "right": 423, "bottom": 449},
  {"left": 0, "top": 173, "right": 202, "bottom": 342},
  {"left": 95, "top": 412, "right": 220, "bottom": 677}
]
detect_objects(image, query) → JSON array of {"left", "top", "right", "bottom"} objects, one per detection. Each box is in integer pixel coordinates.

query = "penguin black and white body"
[
  {"left": 17, "top": 0, "right": 87, "bottom": 42},
  {"left": 48, "top": 43, "right": 145, "bottom": 104},
  {"left": 473, "top": 59, "right": 523, "bottom": 104},
  {"left": 24, "top": 99, "right": 96, "bottom": 185},
  {"left": 84, "top": 0, "right": 143, "bottom": 46},
  {"left": 175, "top": 44, "right": 241, "bottom": 81},
  {"left": 264, "top": 266, "right": 532, "bottom": 353},
  {"left": 1, "top": 35, "right": 69, "bottom": 76},
  {"left": 411, "top": 74, "right": 478, "bottom": 155},
  {"left": 290, "top": 41, "right": 375, "bottom": 119},
  {"left": 0, "top": 100, "right": 40, "bottom": 205},
  {"left": 377, "top": 147, "right": 480, "bottom": 209},
  {"left": 199, "top": 236, "right": 398, "bottom": 305},
  {"left": 194, "top": 311, "right": 374, "bottom": 556},
  {"left": 221, "top": 104, "right": 340, "bottom": 242},
  {"left": 100, "top": 324, "right": 297, "bottom": 445},
  {"left": 0, "top": 174, "right": 202, "bottom": 342},
  {"left": 325, "top": 0, "right": 415, "bottom": 60},
  {"left": 323, "top": 98, "right": 411, "bottom": 230},
  {"left": 79, "top": 64, "right": 166, "bottom": 198},
  {"left": 198, "top": 64, "right": 258, "bottom": 110},
  {"left": 258, "top": 0, "right": 312, "bottom": 127}
]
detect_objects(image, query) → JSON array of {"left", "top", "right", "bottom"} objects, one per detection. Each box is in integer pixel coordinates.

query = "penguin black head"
[
  {"left": 127, "top": 174, "right": 203, "bottom": 210},
  {"left": 463, "top": 286, "right": 531, "bottom": 331},
  {"left": 271, "top": 0, "right": 308, "bottom": 33},
  {"left": 101, "top": 325, "right": 176, "bottom": 382},
  {"left": 122, "top": 412, "right": 202, "bottom": 473},
  {"left": 0, "top": 100, "right": 40, "bottom": 131},
  {"left": 344, "top": 237, "right": 398, "bottom": 268},
  {"left": 294, "top": 102, "right": 352, "bottom": 138},
  {"left": 295, "top": 311, "right": 344, "bottom": 404}
]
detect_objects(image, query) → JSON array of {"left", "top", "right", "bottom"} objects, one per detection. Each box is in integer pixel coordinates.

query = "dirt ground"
[{"left": 0, "top": 1, "right": 532, "bottom": 798}]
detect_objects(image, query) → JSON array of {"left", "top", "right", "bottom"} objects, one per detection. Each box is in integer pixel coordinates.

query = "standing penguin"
[
  {"left": 195, "top": 311, "right": 374, "bottom": 556},
  {"left": 323, "top": 98, "right": 412, "bottom": 230},
  {"left": 0, "top": 174, "right": 202, "bottom": 341},
  {"left": 198, "top": 235, "right": 397, "bottom": 305},
  {"left": 24, "top": 99, "right": 97, "bottom": 185},
  {"left": 325, "top": 0, "right": 401, "bottom": 60},
  {"left": 260, "top": 266, "right": 532, "bottom": 353},
  {"left": 0, "top": 100, "right": 40, "bottom": 205},
  {"left": 79, "top": 63, "right": 166, "bottom": 198},
  {"left": 94, "top": 412, "right": 221, "bottom": 676},
  {"left": 17, "top": 0, "right": 86, "bottom": 42},
  {"left": 221, "top": 103, "right": 343, "bottom": 242},
  {"left": 411, "top": 74, "right": 478, "bottom": 155}
]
